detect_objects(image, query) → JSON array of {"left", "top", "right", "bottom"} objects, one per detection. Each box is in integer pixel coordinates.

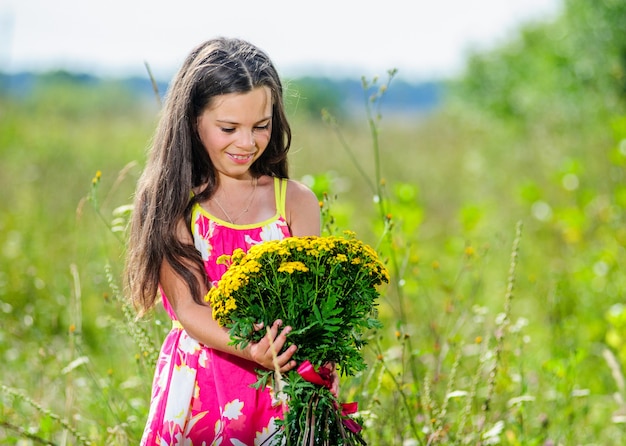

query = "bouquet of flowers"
[{"left": 206, "top": 232, "right": 389, "bottom": 445}]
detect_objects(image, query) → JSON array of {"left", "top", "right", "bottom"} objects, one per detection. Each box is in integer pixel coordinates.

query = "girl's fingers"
[
  {"left": 249, "top": 320, "right": 298, "bottom": 371},
  {"left": 264, "top": 321, "right": 289, "bottom": 352},
  {"left": 265, "top": 319, "right": 282, "bottom": 339},
  {"left": 266, "top": 324, "right": 297, "bottom": 370},
  {"left": 273, "top": 325, "right": 292, "bottom": 349},
  {"left": 279, "top": 360, "right": 297, "bottom": 373},
  {"left": 253, "top": 322, "right": 264, "bottom": 331},
  {"left": 276, "top": 345, "right": 298, "bottom": 372}
]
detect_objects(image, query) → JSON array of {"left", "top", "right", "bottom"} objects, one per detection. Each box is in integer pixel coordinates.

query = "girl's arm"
[{"left": 160, "top": 219, "right": 298, "bottom": 373}]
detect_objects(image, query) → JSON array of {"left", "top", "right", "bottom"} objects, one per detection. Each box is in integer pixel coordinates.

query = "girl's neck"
[
  {"left": 210, "top": 175, "right": 260, "bottom": 224},
  {"left": 216, "top": 173, "right": 255, "bottom": 190}
]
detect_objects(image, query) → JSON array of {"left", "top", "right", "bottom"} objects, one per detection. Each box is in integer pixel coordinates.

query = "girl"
[{"left": 125, "top": 37, "right": 321, "bottom": 445}]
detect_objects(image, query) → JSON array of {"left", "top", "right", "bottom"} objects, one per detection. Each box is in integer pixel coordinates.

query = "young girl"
[{"left": 125, "top": 37, "right": 322, "bottom": 445}]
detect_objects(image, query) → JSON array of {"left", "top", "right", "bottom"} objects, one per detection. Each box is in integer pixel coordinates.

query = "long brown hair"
[{"left": 125, "top": 37, "right": 292, "bottom": 315}]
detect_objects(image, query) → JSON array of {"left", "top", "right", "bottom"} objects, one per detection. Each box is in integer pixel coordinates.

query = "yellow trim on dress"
[
  {"left": 275, "top": 176, "right": 288, "bottom": 220},
  {"left": 172, "top": 320, "right": 183, "bottom": 330}
]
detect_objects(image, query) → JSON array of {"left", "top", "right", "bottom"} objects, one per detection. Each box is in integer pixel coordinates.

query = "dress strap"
[
  {"left": 274, "top": 177, "right": 288, "bottom": 219},
  {"left": 172, "top": 320, "right": 183, "bottom": 330}
]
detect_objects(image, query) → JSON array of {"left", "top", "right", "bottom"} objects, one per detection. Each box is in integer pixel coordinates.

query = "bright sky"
[{"left": 0, "top": 0, "right": 562, "bottom": 81}]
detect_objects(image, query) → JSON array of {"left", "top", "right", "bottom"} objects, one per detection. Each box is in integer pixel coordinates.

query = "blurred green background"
[{"left": 2, "top": 0, "right": 626, "bottom": 444}]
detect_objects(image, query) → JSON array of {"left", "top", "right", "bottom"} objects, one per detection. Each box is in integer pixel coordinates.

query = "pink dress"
[{"left": 141, "top": 177, "right": 292, "bottom": 445}]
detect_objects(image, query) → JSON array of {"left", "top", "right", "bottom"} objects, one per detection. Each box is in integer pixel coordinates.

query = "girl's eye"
[
  {"left": 254, "top": 124, "right": 270, "bottom": 131},
  {"left": 220, "top": 128, "right": 236, "bottom": 133}
]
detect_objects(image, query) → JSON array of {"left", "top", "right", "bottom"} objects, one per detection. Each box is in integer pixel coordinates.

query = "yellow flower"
[
  {"left": 216, "top": 254, "right": 232, "bottom": 265},
  {"left": 231, "top": 248, "right": 246, "bottom": 262},
  {"left": 224, "top": 297, "right": 237, "bottom": 312},
  {"left": 243, "top": 259, "right": 261, "bottom": 273},
  {"left": 206, "top": 234, "right": 388, "bottom": 331},
  {"left": 335, "top": 254, "right": 348, "bottom": 263},
  {"left": 278, "top": 261, "right": 309, "bottom": 274}
]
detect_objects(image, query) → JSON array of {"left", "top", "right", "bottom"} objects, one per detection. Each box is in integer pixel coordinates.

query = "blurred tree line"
[{"left": 453, "top": 0, "right": 625, "bottom": 125}]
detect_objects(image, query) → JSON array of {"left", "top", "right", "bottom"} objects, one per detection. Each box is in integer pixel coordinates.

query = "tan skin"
[{"left": 159, "top": 87, "right": 338, "bottom": 393}]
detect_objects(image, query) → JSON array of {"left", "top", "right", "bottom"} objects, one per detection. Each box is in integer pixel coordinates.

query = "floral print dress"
[{"left": 141, "top": 177, "right": 292, "bottom": 445}]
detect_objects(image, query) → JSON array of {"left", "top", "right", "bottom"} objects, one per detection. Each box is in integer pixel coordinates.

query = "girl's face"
[{"left": 197, "top": 86, "right": 273, "bottom": 180}]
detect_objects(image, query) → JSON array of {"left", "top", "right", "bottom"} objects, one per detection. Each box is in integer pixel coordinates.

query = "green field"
[{"left": 2, "top": 2, "right": 626, "bottom": 444}]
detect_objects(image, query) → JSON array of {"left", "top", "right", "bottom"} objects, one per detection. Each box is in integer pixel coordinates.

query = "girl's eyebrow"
[{"left": 216, "top": 116, "right": 272, "bottom": 125}]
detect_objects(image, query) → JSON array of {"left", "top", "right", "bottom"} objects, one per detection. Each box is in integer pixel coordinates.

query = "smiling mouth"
[{"left": 228, "top": 152, "right": 255, "bottom": 163}]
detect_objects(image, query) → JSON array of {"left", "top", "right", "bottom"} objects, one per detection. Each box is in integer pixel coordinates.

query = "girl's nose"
[{"left": 239, "top": 131, "right": 255, "bottom": 149}]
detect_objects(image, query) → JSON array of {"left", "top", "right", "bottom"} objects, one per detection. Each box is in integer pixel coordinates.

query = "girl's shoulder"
[
  {"left": 190, "top": 183, "right": 208, "bottom": 199},
  {"left": 282, "top": 177, "right": 320, "bottom": 237},
  {"left": 285, "top": 178, "right": 317, "bottom": 201}
]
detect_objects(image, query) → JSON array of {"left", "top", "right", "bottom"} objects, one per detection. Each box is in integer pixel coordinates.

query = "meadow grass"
[{"left": 1, "top": 72, "right": 625, "bottom": 445}]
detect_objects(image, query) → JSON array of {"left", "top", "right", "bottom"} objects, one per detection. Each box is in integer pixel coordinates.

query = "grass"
[{"left": 1, "top": 70, "right": 626, "bottom": 444}]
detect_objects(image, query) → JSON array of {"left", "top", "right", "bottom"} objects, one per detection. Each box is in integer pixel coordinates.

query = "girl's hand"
[{"left": 248, "top": 319, "right": 298, "bottom": 372}]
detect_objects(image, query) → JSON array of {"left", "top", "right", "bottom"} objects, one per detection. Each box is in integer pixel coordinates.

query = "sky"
[{"left": 0, "top": 0, "right": 562, "bottom": 82}]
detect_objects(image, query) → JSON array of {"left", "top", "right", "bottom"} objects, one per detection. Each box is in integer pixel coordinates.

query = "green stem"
[
  {"left": 89, "top": 187, "right": 125, "bottom": 245},
  {"left": 378, "top": 358, "right": 425, "bottom": 445},
  {"left": 324, "top": 114, "right": 377, "bottom": 195},
  {"left": 482, "top": 221, "right": 523, "bottom": 414},
  {"left": 363, "top": 87, "right": 386, "bottom": 220},
  {"left": 0, "top": 420, "right": 56, "bottom": 445}
]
